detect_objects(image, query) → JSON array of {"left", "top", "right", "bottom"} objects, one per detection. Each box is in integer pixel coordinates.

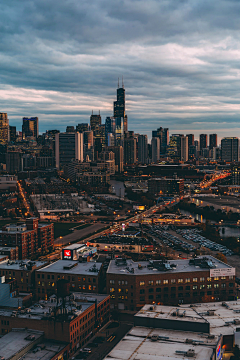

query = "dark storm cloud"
[{"left": 1, "top": 0, "right": 240, "bottom": 139}]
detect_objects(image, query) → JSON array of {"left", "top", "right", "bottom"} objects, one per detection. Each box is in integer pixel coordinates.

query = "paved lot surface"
[
  {"left": 81, "top": 322, "right": 133, "bottom": 360},
  {"left": 54, "top": 223, "right": 106, "bottom": 246}
]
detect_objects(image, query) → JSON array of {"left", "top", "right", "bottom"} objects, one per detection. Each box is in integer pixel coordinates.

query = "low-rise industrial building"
[
  {"left": 148, "top": 177, "right": 184, "bottom": 195},
  {"left": 35, "top": 260, "right": 103, "bottom": 300},
  {"left": 105, "top": 300, "right": 240, "bottom": 360},
  {"left": 106, "top": 256, "right": 236, "bottom": 311},
  {"left": 88, "top": 236, "right": 154, "bottom": 253},
  {"left": 0, "top": 259, "right": 48, "bottom": 292},
  {"left": 0, "top": 293, "right": 110, "bottom": 357},
  {"left": 0, "top": 217, "right": 54, "bottom": 259}
]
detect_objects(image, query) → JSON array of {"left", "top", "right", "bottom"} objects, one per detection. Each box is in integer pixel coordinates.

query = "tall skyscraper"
[
  {"left": 115, "top": 117, "right": 124, "bottom": 146},
  {"left": 9, "top": 126, "right": 16, "bottom": 143},
  {"left": 152, "top": 127, "right": 169, "bottom": 154},
  {"left": 199, "top": 134, "right": 208, "bottom": 150},
  {"left": 22, "top": 117, "right": 39, "bottom": 139},
  {"left": 90, "top": 112, "right": 101, "bottom": 132},
  {"left": 55, "top": 132, "right": 83, "bottom": 169},
  {"left": 105, "top": 117, "right": 116, "bottom": 140},
  {"left": 0, "top": 113, "right": 9, "bottom": 144},
  {"left": 151, "top": 137, "right": 160, "bottom": 163},
  {"left": 114, "top": 79, "right": 125, "bottom": 118},
  {"left": 209, "top": 134, "right": 217, "bottom": 150},
  {"left": 180, "top": 136, "right": 188, "bottom": 162},
  {"left": 138, "top": 135, "right": 148, "bottom": 164},
  {"left": 221, "top": 137, "right": 239, "bottom": 162},
  {"left": 167, "top": 134, "right": 184, "bottom": 160},
  {"left": 186, "top": 134, "right": 194, "bottom": 159}
]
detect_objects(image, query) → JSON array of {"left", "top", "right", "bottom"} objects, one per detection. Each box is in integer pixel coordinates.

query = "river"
[{"left": 179, "top": 209, "right": 240, "bottom": 238}]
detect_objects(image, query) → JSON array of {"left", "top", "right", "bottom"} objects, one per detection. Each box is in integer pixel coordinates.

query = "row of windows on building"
[
  {"left": 37, "top": 281, "right": 97, "bottom": 291},
  {"left": 37, "top": 274, "right": 97, "bottom": 282},
  {"left": 110, "top": 283, "right": 232, "bottom": 294},
  {"left": 138, "top": 276, "right": 232, "bottom": 286}
]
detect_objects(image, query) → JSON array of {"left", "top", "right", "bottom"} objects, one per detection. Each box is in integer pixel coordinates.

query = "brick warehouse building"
[
  {"left": 0, "top": 218, "right": 54, "bottom": 259},
  {"left": 0, "top": 293, "right": 110, "bottom": 357},
  {"left": 0, "top": 259, "right": 48, "bottom": 292},
  {"left": 106, "top": 256, "right": 236, "bottom": 311},
  {"left": 35, "top": 260, "right": 103, "bottom": 300}
]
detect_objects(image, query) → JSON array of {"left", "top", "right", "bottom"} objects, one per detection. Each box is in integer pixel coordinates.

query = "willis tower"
[{"left": 114, "top": 78, "right": 128, "bottom": 132}]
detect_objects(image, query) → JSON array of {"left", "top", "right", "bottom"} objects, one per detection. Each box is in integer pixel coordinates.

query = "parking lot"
[{"left": 176, "top": 228, "right": 234, "bottom": 256}]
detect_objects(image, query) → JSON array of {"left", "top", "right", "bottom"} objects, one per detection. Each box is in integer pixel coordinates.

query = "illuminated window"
[
  {"left": 193, "top": 278, "right": 198, "bottom": 282},
  {"left": 149, "top": 280, "right": 153, "bottom": 285},
  {"left": 214, "top": 277, "right": 219, "bottom": 281},
  {"left": 156, "top": 280, "right": 161, "bottom": 285},
  {"left": 200, "top": 277, "right": 205, "bottom": 282},
  {"left": 163, "top": 280, "right": 168, "bottom": 284},
  {"left": 88, "top": 285, "right": 92, "bottom": 290},
  {"left": 200, "top": 284, "right": 205, "bottom": 289},
  {"left": 207, "top": 277, "right": 211, "bottom": 282},
  {"left": 221, "top": 276, "right": 226, "bottom": 280},
  {"left": 140, "top": 281, "right": 145, "bottom": 286},
  {"left": 207, "top": 284, "right": 212, "bottom": 289},
  {"left": 214, "top": 284, "right": 219, "bottom": 288},
  {"left": 178, "top": 279, "right": 183, "bottom": 283},
  {"left": 185, "top": 278, "right": 190, "bottom": 283},
  {"left": 171, "top": 279, "right": 176, "bottom": 284},
  {"left": 193, "top": 285, "right": 197, "bottom": 290}
]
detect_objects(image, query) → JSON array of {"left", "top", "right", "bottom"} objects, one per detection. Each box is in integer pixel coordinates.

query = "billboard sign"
[
  {"left": 63, "top": 249, "right": 72, "bottom": 260},
  {"left": 210, "top": 267, "right": 235, "bottom": 278}
]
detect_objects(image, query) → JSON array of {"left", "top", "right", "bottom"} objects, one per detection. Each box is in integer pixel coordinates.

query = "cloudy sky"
[{"left": 1, "top": 0, "right": 240, "bottom": 141}]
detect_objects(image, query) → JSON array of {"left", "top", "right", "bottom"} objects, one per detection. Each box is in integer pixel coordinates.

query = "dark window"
[
  {"left": 207, "top": 291, "right": 212, "bottom": 295},
  {"left": 164, "top": 293, "right": 168, "bottom": 298},
  {"left": 229, "top": 290, "right": 234, "bottom": 294},
  {"left": 185, "top": 286, "right": 190, "bottom": 291},
  {"left": 171, "top": 293, "right": 175, "bottom": 298},
  {"left": 229, "top": 283, "right": 234, "bottom": 287},
  {"left": 185, "top": 292, "right": 190, "bottom": 297},
  {"left": 156, "top": 288, "right": 161, "bottom": 292},
  {"left": 140, "top": 289, "right": 145, "bottom": 294},
  {"left": 164, "top": 287, "right": 168, "bottom": 292},
  {"left": 140, "top": 297, "right": 145, "bottom": 302},
  {"left": 200, "top": 291, "right": 205, "bottom": 296},
  {"left": 178, "top": 293, "right": 183, "bottom": 297},
  {"left": 171, "top": 287, "right": 176, "bottom": 292},
  {"left": 156, "top": 294, "right": 161, "bottom": 299},
  {"left": 193, "top": 292, "right": 198, "bottom": 297},
  {"left": 149, "top": 295, "right": 154, "bottom": 300},
  {"left": 149, "top": 288, "right": 154, "bottom": 293},
  {"left": 178, "top": 286, "right": 183, "bottom": 291}
]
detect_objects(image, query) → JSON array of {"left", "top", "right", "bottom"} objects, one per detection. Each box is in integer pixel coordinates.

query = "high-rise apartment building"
[
  {"left": 55, "top": 132, "right": 83, "bottom": 169},
  {"left": 209, "top": 134, "right": 217, "bottom": 150},
  {"left": 221, "top": 137, "right": 239, "bottom": 162},
  {"left": 167, "top": 134, "right": 184, "bottom": 160},
  {"left": 186, "top": 134, "right": 194, "bottom": 158},
  {"left": 152, "top": 127, "right": 169, "bottom": 154},
  {"left": 151, "top": 137, "right": 160, "bottom": 163},
  {"left": 22, "top": 117, "right": 39, "bottom": 139},
  {"left": 124, "top": 132, "right": 137, "bottom": 165},
  {"left": 9, "top": 126, "right": 16, "bottom": 142},
  {"left": 180, "top": 136, "right": 188, "bottom": 162},
  {"left": 0, "top": 113, "right": 9, "bottom": 144},
  {"left": 108, "top": 146, "right": 124, "bottom": 172},
  {"left": 199, "top": 134, "right": 208, "bottom": 150},
  {"left": 90, "top": 112, "right": 101, "bottom": 132},
  {"left": 138, "top": 135, "right": 148, "bottom": 164}
]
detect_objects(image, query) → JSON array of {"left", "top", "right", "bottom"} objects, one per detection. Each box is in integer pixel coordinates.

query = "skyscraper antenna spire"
[
  {"left": 118, "top": 78, "right": 119, "bottom": 88},
  {"left": 122, "top": 76, "right": 124, "bottom": 88}
]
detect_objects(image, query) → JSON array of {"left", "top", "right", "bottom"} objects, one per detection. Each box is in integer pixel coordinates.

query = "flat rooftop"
[
  {"left": 63, "top": 243, "right": 86, "bottom": 250},
  {"left": 136, "top": 301, "right": 240, "bottom": 336},
  {"left": 0, "top": 259, "right": 47, "bottom": 271},
  {"left": 91, "top": 236, "right": 151, "bottom": 245},
  {"left": 37, "top": 260, "right": 102, "bottom": 275},
  {"left": 0, "top": 329, "right": 44, "bottom": 359},
  {"left": 107, "top": 256, "right": 233, "bottom": 276},
  {"left": 104, "top": 326, "right": 216, "bottom": 360},
  {"left": 20, "top": 341, "right": 68, "bottom": 360},
  {"left": 0, "top": 292, "right": 109, "bottom": 321}
]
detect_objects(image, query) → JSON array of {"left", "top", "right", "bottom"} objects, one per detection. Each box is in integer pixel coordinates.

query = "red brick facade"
[{"left": 107, "top": 270, "right": 235, "bottom": 311}]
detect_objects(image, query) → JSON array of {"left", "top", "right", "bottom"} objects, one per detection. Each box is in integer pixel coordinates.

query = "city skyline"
[{"left": 1, "top": 1, "right": 240, "bottom": 139}]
